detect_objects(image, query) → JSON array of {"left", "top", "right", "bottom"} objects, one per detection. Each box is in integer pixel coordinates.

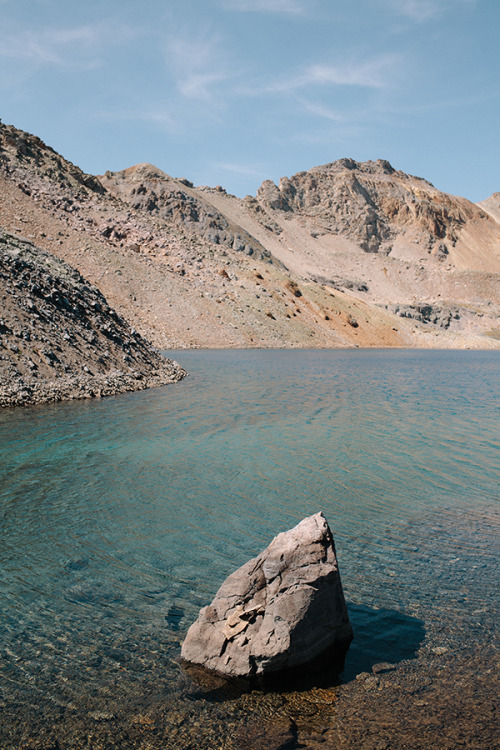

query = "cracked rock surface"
[{"left": 181, "top": 512, "right": 352, "bottom": 678}]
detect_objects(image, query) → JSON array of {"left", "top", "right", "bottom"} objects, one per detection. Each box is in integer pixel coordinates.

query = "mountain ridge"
[{"left": 0, "top": 119, "right": 498, "bottom": 359}]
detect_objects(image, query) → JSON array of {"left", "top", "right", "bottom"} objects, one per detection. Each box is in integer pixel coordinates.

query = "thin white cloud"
[
  {"left": 0, "top": 23, "right": 134, "bottom": 69},
  {"left": 252, "top": 54, "right": 401, "bottom": 95},
  {"left": 0, "top": 25, "right": 98, "bottom": 66},
  {"left": 98, "top": 107, "right": 178, "bottom": 131},
  {"left": 165, "top": 29, "right": 234, "bottom": 101},
  {"left": 306, "top": 58, "right": 398, "bottom": 89},
  {"left": 392, "top": 0, "right": 443, "bottom": 20},
  {"left": 218, "top": 0, "right": 309, "bottom": 15},
  {"left": 297, "top": 100, "right": 346, "bottom": 122},
  {"left": 384, "top": 0, "right": 478, "bottom": 22}
]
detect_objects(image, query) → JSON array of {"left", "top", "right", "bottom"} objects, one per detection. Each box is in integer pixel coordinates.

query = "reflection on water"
[{"left": 0, "top": 349, "right": 499, "bottom": 748}]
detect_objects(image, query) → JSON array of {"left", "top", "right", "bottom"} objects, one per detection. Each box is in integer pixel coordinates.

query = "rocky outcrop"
[
  {"left": 0, "top": 120, "right": 105, "bottom": 195},
  {"left": 478, "top": 192, "right": 500, "bottom": 224},
  {"left": 312, "top": 274, "right": 369, "bottom": 293},
  {"left": 99, "top": 164, "right": 270, "bottom": 261},
  {"left": 256, "top": 158, "right": 484, "bottom": 255},
  {"left": 181, "top": 513, "right": 352, "bottom": 679},
  {"left": 386, "top": 303, "right": 461, "bottom": 330},
  {"left": 0, "top": 229, "right": 185, "bottom": 407}
]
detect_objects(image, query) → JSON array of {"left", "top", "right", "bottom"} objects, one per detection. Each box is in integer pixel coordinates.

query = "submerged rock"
[{"left": 181, "top": 512, "right": 352, "bottom": 679}]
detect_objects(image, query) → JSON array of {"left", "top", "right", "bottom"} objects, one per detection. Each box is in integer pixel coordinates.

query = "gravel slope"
[{"left": 0, "top": 229, "right": 185, "bottom": 407}]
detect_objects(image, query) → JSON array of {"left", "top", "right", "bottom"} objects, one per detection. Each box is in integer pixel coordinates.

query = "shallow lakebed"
[{"left": 0, "top": 349, "right": 498, "bottom": 748}]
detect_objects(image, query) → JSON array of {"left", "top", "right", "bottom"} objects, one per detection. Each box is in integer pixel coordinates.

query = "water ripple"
[{"left": 0, "top": 349, "right": 499, "bottom": 729}]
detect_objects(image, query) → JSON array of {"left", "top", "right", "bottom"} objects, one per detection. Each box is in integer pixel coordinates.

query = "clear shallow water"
[{"left": 0, "top": 349, "right": 499, "bottom": 747}]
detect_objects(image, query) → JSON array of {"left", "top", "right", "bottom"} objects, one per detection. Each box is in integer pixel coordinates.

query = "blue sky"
[{"left": 0, "top": 0, "right": 498, "bottom": 201}]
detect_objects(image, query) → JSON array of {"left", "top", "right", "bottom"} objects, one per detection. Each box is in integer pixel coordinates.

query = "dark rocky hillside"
[{"left": 0, "top": 229, "right": 185, "bottom": 407}]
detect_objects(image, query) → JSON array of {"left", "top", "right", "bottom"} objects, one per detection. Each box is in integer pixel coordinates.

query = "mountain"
[
  {"left": 0, "top": 119, "right": 499, "bottom": 353},
  {"left": 0, "top": 228, "right": 185, "bottom": 407},
  {"left": 478, "top": 192, "right": 500, "bottom": 224}
]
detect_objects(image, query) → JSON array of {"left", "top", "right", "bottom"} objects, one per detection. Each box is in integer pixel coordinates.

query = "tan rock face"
[
  {"left": 478, "top": 192, "right": 500, "bottom": 224},
  {"left": 256, "top": 158, "right": 486, "bottom": 256},
  {"left": 181, "top": 513, "right": 353, "bottom": 678}
]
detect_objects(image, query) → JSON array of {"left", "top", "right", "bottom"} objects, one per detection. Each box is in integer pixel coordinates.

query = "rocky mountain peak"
[
  {"left": 104, "top": 162, "right": 176, "bottom": 184},
  {"left": 311, "top": 157, "right": 396, "bottom": 176},
  {"left": 256, "top": 157, "right": 485, "bottom": 255},
  {"left": 0, "top": 121, "right": 104, "bottom": 195},
  {"left": 100, "top": 163, "right": 270, "bottom": 260}
]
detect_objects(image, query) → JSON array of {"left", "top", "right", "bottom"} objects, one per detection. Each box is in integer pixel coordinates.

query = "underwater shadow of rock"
[
  {"left": 341, "top": 602, "right": 425, "bottom": 682},
  {"left": 179, "top": 603, "right": 424, "bottom": 700}
]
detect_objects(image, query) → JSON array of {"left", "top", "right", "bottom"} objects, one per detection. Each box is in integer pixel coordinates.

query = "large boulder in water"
[{"left": 181, "top": 512, "right": 352, "bottom": 678}]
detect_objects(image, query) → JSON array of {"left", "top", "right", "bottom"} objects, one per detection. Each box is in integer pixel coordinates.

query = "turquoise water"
[{"left": 0, "top": 349, "right": 499, "bottom": 746}]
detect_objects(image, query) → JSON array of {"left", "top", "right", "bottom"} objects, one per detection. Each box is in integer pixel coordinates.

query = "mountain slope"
[
  {"left": 478, "top": 193, "right": 500, "bottom": 224},
  {"left": 0, "top": 120, "right": 498, "bottom": 350},
  {"left": 201, "top": 158, "right": 500, "bottom": 296},
  {"left": 0, "top": 229, "right": 185, "bottom": 407}
]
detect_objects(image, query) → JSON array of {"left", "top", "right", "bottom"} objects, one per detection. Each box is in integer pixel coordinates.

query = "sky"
[{"left": 0, "top": 0, "right": 498, "bottom": 202}]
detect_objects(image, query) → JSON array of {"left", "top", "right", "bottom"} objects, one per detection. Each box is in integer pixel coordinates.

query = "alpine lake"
[{"left": 0, "top": 349, "right": 498, "bottom": 749}]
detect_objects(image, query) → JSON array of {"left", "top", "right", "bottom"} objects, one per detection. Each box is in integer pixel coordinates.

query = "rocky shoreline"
[
  {"left": 0, "top": 623, "right": 496, "bottom": 750},
  {"left": 0, "top": 365, "right": 185, "bottom": 408},
  {"left": 0, "top": 229, "right": 186, "bottom": 408}
]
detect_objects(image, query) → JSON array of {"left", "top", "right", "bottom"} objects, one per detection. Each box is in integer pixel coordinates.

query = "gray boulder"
[{"left": 180, "top": 512, "right": 352, "bottom": 678}]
